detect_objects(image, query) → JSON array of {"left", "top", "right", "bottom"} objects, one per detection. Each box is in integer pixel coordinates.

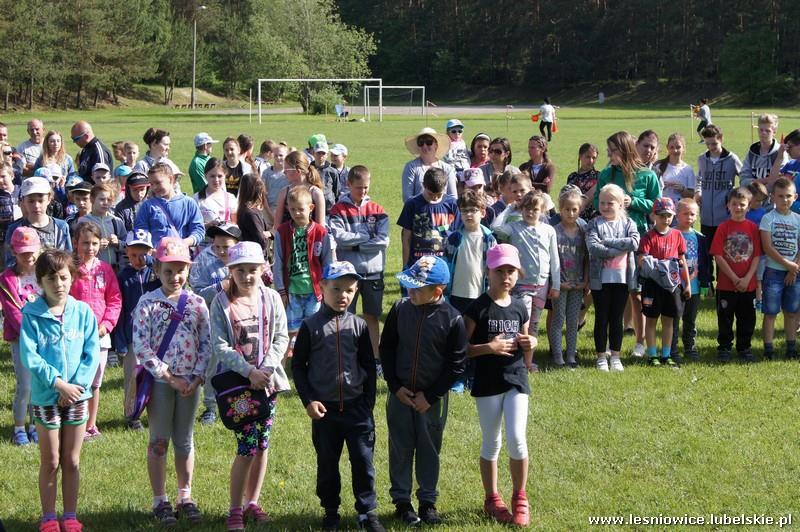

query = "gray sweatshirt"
[{"left": 697, "top": 149, "right": 743, "bottom": 227}]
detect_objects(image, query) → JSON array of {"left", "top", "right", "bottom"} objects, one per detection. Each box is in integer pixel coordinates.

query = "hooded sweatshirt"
[
  {"left": 740, "top": 140, "right": 787, "bottom": 187},
  {"left": 697, "top": 149, "right": 743, "bottom": 227},
  {"left": 19, "top": 295, "right": 100, "bottom": 406}
]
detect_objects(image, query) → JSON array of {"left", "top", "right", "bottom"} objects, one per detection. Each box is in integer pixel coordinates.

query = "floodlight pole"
[{"left": 191, "top": 4, "right": 207, "bottom": 110}]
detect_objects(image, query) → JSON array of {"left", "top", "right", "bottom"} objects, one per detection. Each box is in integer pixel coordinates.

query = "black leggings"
[
  {"left": 697, "top": 120, "right": 708, "bottom": 134},
  {"left": 539, "top": 120, "right": 552, "bottom": 141},
  {"left": 592, "top": 283, "right": 628, "bottom": 353}
]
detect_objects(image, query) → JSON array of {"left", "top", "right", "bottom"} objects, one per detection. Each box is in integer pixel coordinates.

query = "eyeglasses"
[
  {"left": 489, "top": 148, "right": 505, "bottom": 155},
  {"left": 449, "top": 128, "right": 463, "bottom": 134},
  {"left": 71, "top": 131, "right": 87, "bottom": 143},
  {"left": 417, "top": 138, "right": 436, "bottom": 147},
  {"left": 461, "top": 208, "right": 480, "bottom": 214}
]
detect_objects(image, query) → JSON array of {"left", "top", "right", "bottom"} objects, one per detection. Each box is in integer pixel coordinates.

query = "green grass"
[{"left": 1, "top": 106, "right": 799, "bottom": 530}]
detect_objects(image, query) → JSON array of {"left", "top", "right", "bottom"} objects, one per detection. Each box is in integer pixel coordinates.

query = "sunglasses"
[
  {"left": 2, "top": 150, "right": 11, "bottom": 155},
  {"left": 489, "top": 148, "right": 505, "bottom": 155},
  {"left": 449, "top": 128, "right": 463, "bottom": 134},
  {"left": 417, "top": 138, "right": 436, "bottom": 147},
  {"left": 71, "top": 131, "right": 87, "bottom": 143}
]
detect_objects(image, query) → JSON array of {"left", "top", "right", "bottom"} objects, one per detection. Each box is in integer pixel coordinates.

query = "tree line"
[
  {"left": 337, "top": 0, "right": 800, "bottom": 102},
  {"left": 0, "top": 0, "right": 375, "bottom": 110}
]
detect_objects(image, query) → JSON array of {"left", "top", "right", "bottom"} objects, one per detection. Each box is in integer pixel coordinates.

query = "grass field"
[{"left": 1, "top": 105, "right": 799, "bottom": 530}]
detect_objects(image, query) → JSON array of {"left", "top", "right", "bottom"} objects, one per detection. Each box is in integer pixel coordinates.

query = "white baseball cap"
[{"left": 194, "top": 132, "right": 219, "bottom": 147}]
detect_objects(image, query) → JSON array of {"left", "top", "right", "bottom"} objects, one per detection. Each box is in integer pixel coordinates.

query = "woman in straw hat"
[{"left": 401, "top": 127, "right": 457, "bottom": 202}]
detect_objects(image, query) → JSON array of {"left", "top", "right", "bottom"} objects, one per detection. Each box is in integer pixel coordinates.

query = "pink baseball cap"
[
  {"left": 155, "top": 237, "right": 192, "bottom": 264},
  {"left": 463, "top": 168, "right": 485, "bottom": 187},
  {"left": 10, "top": 227, "right": 41, "bottom": 254},
  {"left": 486, "top": 244, "right": 522, "bottom": 270}
]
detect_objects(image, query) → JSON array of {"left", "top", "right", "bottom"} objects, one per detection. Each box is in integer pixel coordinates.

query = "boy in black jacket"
[
  {"left": 380, "top": 256, "right": 467, "bottom": 526},
  {"left": 292, "top": 261, "right": 384, "bottom": 532}
]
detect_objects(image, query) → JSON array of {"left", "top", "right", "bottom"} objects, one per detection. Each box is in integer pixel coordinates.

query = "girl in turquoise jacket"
[{"left": 19, "top": 249, "right": 99, "bottom": 532}]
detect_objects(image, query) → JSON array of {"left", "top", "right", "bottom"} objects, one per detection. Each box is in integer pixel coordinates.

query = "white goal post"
[
  {"left": 363, "top": 85, "right": 426, "bottom": 121},
  {"left": 257, "top": 78, "right": 383, "bottom": 123}
]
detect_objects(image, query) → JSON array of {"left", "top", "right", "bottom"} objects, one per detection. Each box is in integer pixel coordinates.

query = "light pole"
[{"left": 191, "top": 4, "right": 207, "bottom": 110}]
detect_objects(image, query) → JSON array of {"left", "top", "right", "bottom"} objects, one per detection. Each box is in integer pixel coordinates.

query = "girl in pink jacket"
[{"left": 69, "top": 221, "right": 122, "bottom": 440}]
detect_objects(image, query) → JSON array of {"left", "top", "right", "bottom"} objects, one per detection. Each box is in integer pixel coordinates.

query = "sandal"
[
  {"left": 176, "top": 500, "right": 202, "bottom": 524},
  {"left": 244, "top": 502, "right": 271, "bottom": 523}
]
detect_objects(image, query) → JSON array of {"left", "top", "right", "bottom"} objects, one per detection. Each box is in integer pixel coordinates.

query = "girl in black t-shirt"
[{"left": 463, "top": 243, "right": 536, "bottom": 527}]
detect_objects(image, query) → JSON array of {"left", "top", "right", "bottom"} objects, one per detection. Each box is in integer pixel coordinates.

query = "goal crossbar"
[
  {"left": 363, "top": 85, "right": 426, "bottom": 120},
  {"left": 257, "top": 77, "right": 383, "bottom": 123}
]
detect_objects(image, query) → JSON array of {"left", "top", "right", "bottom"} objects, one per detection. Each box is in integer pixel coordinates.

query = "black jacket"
[
  {"left": 292, "top": 304, "right": 376, "bottom": 411},
  {"left": 76, "top": 137, "right": 112, "bottom": 181},
  {"left": 380, "top": 296, "right": 467, "bottom": 405}
]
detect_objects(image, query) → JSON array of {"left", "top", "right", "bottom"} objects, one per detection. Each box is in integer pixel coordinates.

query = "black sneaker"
[
  {"left": 687, "top": 349, "right": 700, "bottom": 362},
  {"left": 764, "top": 349, "right": 775, "bottom": 360},
  {"left": 717, "top": 350, "right": 731, "bottom": 363},
  {"left": 199, "top": 409, "right": 216, "bottom": 425},
  {"left": 671, "top": 353, "right": 683, "bottom": 366},
  {"left": 126, "top": 418, "right": 144, "bottom": 431},
  {"left": 785, "top": 350, "right": 798, "bottom": 360},
  {"left": 359, "top": 512, "right": 386, "bottom": 532},
  {"left": 153, "top": 501, "right": 177, "bottom": 527},
  {"left": 394, "top": 502, "right": 421, "bottom": 526},
  {"left": 418, "top": 502, "right": 441, "bottom": 525},
  {"left": 738, "top": 349, "right": 755, "bottom": 363},
  {"left": 322, "top": 509, "right": 341, "bottom": 531}
]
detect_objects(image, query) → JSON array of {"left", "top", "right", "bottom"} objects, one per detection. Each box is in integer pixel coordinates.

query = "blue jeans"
[{"left": 762, "top": 267, "right": 800, "bottom": 315}]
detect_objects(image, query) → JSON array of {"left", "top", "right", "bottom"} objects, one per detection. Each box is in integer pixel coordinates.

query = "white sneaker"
[
  {"left": 596, "top": 355, "right": 609, "bottom": 372},
  {"left": 609, "top": 356, "right": 624, "bottom": 372},
  {"left": 632, "top": 343, "right": 646, "bottom": 358}
]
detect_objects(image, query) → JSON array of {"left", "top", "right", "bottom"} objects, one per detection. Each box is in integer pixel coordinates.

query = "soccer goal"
[
  {"left": 256, "top": 78, "right": 383, "bottom": 123},
  {"left": 363, "top": 85, "right": 426, "bottom": 121}
]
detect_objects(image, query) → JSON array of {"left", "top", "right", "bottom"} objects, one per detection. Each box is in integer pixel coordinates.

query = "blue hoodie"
[
  {"left": 133, "top": 194, "right": 205, "bottom": 248},
  {"left": 19, "top": 295, "right": 100, "bottom": 406},
  {"left": 113, "top": 256, "right": 161, "bottom": 353}
]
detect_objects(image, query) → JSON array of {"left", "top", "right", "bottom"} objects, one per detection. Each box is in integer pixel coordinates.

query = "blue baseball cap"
[
  {"left": 115, "top": 164, "right": 133, "bottom": 178},
  {"left": 323, "top": 261, "right": 363, "bottom": 281},
  {"left": 396, "top": 256, "right": 450, "bottom": 289},
  {"left": 445, "top": 119, "right": 464, "bottom": 130}
]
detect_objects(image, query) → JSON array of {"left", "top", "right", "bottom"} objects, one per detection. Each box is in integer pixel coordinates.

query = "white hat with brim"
[{"left": 404, "top": 128, "right": 450, "bottom": 159}]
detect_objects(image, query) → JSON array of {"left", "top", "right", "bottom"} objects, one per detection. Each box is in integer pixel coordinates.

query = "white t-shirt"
[
  {"left": 16, "top": 140, "right": 42, "bottom": 167},
  {"left": 759, "top": 209, "right": 800, "bottom": 271},
  {"left": 194, "top": 190, "right": 238, "bottom": 226},
  {"left": 660, "top": 162, "right": 696, "bottom": 204},
  {"left": 451, "top": 230, "right": 484, "bottom": 299},
  {"left": 539, "top": 104, "right": 556, "bottom": 123}
]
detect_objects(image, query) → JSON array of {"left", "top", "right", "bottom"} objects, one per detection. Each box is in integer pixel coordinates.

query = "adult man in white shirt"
[{"left": 16, "top": 119, "right": 44, "bottom": 177}]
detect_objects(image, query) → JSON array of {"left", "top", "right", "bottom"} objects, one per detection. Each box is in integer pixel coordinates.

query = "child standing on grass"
[
  {"left": 381, "top": 256, "right": 467, "bottom": 526},
  {"left": 208, "top": 241, "right": 290, "bottom": 531},
  {"left": 328, "top": 165, "right": 390, "bottom": 364},
  {"left": 133, "top": 237, "right": 211, "bottom": 526},
  {"left": 1, "top": 227, "right": 41, "bottom": 445},
  {"left": 710, "top": 187, "right": 762, "bottom": 363},
  {"left": 637, "top": 198, "right": 691, "bottom": 366},
  {"left": 274, "top": 150, "right": 327, "bottom": 226},
  {"left": 464, "top": 244, "right": 536, "bottom": 527},
  {"left": 492, "top": 190, "right": 559, "bottom": 366},
  {"left": 671, "top": 199, "right": 711, "bottom": 362},
  {"left": 696, "top": 124, "right": 743, "bottom": 247},
  {"left": 656, "top": 133, "right": 695, "bottom": 205},
  {"left": 292, "top": 261, "right": 383, "bottom": 532},
  {"left": 759, "top": 178, "right": 800, "bottom": 360},
  {"left": 69, "top": 222, "right": 121, "bottom": 440},
  {"left": 273, "top": 185, "right": 334, "bottom": 360},
  {"left": 78, "top": 184, "right": 127, "bottom": 269},
  {"left": 548, "top": 186, "right": 588, "bottom": 368},
  {"left": 586, "top": 184, "right": 640, "bottom": 371},
  {"left": 566, "top": 143, "right": 599, "bottom": 221},
  {"left": 114, "top": 230, "right": 160, "bottom": 431},
  {"left": 20, "top": 249, "right": 99, "bottom": 532}
]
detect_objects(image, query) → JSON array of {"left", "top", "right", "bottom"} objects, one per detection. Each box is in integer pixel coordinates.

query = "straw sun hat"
[{"left": 404, "top": 127, "right": 451, "bottom": 159}]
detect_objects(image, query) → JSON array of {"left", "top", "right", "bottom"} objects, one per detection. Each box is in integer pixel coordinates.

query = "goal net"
[
  {"left": 363, "top": 85, "right": 425, "bottom": 121},
  {"left": 256, "top": 78, "right": 384, "bottom": 123}
]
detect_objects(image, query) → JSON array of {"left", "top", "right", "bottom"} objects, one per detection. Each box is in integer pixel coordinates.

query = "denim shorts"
[
  {"left": 762, "top": 267, "right": 800, "bottom": 315},
  {"left": 287, "top": 292, "right": 320, "bottom": 331}
]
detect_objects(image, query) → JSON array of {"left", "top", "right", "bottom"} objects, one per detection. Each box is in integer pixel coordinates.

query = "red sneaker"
[
  {"left": 511, "top": 493, "right": 530, "bottom": 527},
  {"left": 38, "top": 520, "right": 60, "bottom": 532},
  {"left": 61, "top": 518, "right": 84, "bottom": 532},
  {"left": 484, "top": 495, "right": 513, "bottom": 523}
]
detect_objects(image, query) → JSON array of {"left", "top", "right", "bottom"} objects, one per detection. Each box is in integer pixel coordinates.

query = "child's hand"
[
  {"left": 548, "top": 289, "right": 560, "bottom": 300},
  {"left": 623, "top": 195, "right": 631, "bottom": 208},
  {"left": 249, "top": 368, "right": 271, "bottom": 389},
  {"left": 488, "top": 335, "right": 516, "bottom": 356},
  {"left": 99, "top": 238, "right": 109, "bottom": 250},
  {"left": 98, "top": 326, "right": 108, "bottom": 337},
  {"left": 281, "top": 295, "right": 288, "bottom": 308},
  {"left": 108, "top": 234, "right": 118, "bottom": 246},
  {"left": 166, "top": 373, "right": 189, "bottom": 394},
  {"left": 516, "top": 334, "right": 538, "bottom": 352},
  {"left": 561, "top": 282, "right": 572, "bottom": 291},
  {"left": 395, "top": 386, "right": 416, "bottom": 408},
  {"left": 54, "top": 378, "right": 84, "bottom": 404},
  {"left": 306, "top": 401, "right": 327, "bottom": 420},
  {"left": 734, "top": 277, "right": 748, "bottom": 292},
  {"left": 683, "top": 287, "right": 691, "bottom": 300},
  {"left": 786, "top": 271, "right": 797, "bottom": 286},
  {"left": 411, "top": 394, "right": 431, "bottom": 413},
  {"left": 182, "top": 377, "right": 202, "bottom": 397}
]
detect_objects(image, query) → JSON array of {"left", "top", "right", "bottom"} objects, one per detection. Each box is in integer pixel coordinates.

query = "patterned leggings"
[{"left": 548, "top": 289, "right": 584, "bottom": 360}]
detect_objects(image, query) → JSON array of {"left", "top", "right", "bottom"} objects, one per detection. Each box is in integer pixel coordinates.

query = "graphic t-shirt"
[
  {"left": 224, "top": 161, "right": 252, "bottom": 196},
  {"left": 567, "top": 168, "right": 599, "bottom": 220},
  {"left": 229, "top": 296, "right": 270, "bottom": 366},
  {"left": 465, "top": 293, "right": 530, "bottom": 397},
  {"left": 396, "top": 194, "right": 460, "bottom": 266},
  {"left": 682, "top": 230, "right": 700, "bottom": 294},
  {"left": 710, "top": 219, "right": 762, "bottom": 292},
  {"left": 555, "top": 220, "right": 587, "bottom": 284},
  {"left": 759, "top": 209, "right": 800, "bottom": 271},
  {"left": 288, "top": 226, "right": 312, "bottom": 294}
]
